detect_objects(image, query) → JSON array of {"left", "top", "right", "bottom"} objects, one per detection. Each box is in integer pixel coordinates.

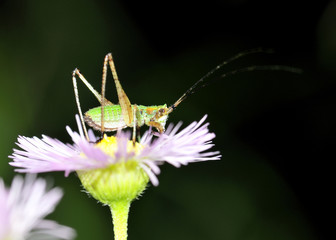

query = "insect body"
[
  {"left": 72, "top": 49, "right": 300, "bottom": 141},
  {"left": 84, "top": 104, "right": 168, "bottom": 132},
  {"left": 72, "top": 53, "right": 174, "bottom": 141}
]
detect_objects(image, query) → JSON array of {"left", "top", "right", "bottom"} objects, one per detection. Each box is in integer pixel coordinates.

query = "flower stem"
[{"left": 109, "top": 201, "right": 131, "bottom": 240}]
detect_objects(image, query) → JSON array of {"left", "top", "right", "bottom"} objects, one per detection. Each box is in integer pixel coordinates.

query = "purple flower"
[
  {"left": 10, "top": 115, "right": 220, "bottom": 186},
  {"left": 0, "top": 174, "right": 76, "bottom": 240}
]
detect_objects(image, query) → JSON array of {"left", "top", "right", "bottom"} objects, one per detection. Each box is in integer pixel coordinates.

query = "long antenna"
[{"left": 167, "top": 49, "right": 301, "bottom": 113}]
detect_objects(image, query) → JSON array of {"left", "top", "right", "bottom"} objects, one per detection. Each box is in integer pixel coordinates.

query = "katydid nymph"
[{"left": 72, "top": 49, "right": 300, "bottom": 142}]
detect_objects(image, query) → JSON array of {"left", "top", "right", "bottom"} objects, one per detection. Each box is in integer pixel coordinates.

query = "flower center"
[
  {"left": 96, "top": 135, "right": 143, "bottom": 156},
  {"left": 77, "top": 136, "right": 149, "bottom": 205}
]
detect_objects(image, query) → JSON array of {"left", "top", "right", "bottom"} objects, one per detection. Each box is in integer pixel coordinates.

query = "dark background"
[{"left": 0, "top": 0, "right": 334, "bottom": 239}]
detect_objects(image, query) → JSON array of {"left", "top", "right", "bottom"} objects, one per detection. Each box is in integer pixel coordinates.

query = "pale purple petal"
[
  {"left": 0, "top": 179, "right": 9, "bottom": 239},
  {"left": 139, "top": 115, "right": 221, "bottom": 181},
  {"left": 139, "top": 163, "right": 159, "bottom": 186},
  {"left": 0, "top": 174, "right": 76, "bottom": 240},
  {"left": 10, "top": 126, "right": 112, "bottom": 176},
  {"left": 114, "top": 131, "right": 135, "bottom": 160}
]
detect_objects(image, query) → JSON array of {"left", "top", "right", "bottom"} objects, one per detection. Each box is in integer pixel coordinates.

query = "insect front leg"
[
  {"left": 146, "top": 107, "right": 169, "bottom": 134},
  {"left": 148, "top": 121, "right": 164, "bottom": 134}
]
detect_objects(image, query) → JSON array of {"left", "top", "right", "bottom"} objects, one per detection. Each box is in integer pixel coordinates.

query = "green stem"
[{"left": 109, "top": 201, "right": 131, "bottom": 240}]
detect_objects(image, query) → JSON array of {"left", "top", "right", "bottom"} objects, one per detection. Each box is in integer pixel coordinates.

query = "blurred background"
[{"left": 0, "top": 0, "right": 334, "bottom": 239}]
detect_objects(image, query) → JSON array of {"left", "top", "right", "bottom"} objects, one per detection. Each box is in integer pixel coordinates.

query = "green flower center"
[{"left": 77, "top": 136, "right": 149, "bottom": 205}]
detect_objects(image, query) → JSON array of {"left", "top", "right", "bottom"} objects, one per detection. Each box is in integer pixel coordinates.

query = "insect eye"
[{"left": 159, "top": 108, "right": 165, "bottom": 114}]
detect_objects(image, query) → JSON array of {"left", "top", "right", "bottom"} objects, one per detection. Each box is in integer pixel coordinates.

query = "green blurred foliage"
[{"left": 0, "top": 0, "right": 334, "bottom": 239}]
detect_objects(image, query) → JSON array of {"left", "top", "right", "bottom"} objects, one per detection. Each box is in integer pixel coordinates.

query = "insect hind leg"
[
  {"left": 72, "top": 68, "right": 113, "bottom": 140},
  {"left": 73, "top": 68, "right": 103, "bottom": 103},
  {"left": 106, "top": 53, "right": 133, "bottom": 126},
  {"left": 72, "top": 69, "right": 90, "bottom": 140}
]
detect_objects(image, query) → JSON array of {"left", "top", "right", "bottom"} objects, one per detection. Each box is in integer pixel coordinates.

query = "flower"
[
  {"left": 10, "top": 115, "right": 220, "bottom": 187},
  {"left": 9, "top": 115, "right": 220, "bottom": 240},
  {"left": 0, "top": 174, "right": 76, "bottom": 240}
]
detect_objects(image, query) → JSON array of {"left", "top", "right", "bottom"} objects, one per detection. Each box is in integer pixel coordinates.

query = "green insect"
[
  {"left": 72, "top": 53, "right": 174, "bottom": 141},
  {"left": 72, "top": 49, "right": 300, "bottom": 141}
]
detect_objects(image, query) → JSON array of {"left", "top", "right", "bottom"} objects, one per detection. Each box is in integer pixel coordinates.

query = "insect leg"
[
  {"left": 73, "top": 68, "right": 103, "bottom": 103},
  {"left": 106, "top": 53, "right": 133, "bottom": 126},
  {"left": 137, "top": 126, "right": 141, "bottom": 142},
  {"left": 132, "top": 105, "right": 138, "bottom": 144},
  {"left": 100, "top": 54, "right": 119, "bottom": 134},
  {"left": 73, "top": 68, "right": 113, "bottom": 140},
  {"left": 100, "top": 54, "right": 109, "bottom": 134},
  {"left": 148, "top": 121, "right": 164, "bottom": 134},
  {"left": 72, "top": 69, "right": 89, "bottom": 140}
]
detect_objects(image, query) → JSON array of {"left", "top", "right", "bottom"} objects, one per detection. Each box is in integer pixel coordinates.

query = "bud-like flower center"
[{"left": 77, "top": 136, "right": 149, "bottom": 205}]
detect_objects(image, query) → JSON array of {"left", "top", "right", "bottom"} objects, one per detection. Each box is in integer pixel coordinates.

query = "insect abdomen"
[{"left": 84, "top": 105, "right": 127, "bottom": 131}]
